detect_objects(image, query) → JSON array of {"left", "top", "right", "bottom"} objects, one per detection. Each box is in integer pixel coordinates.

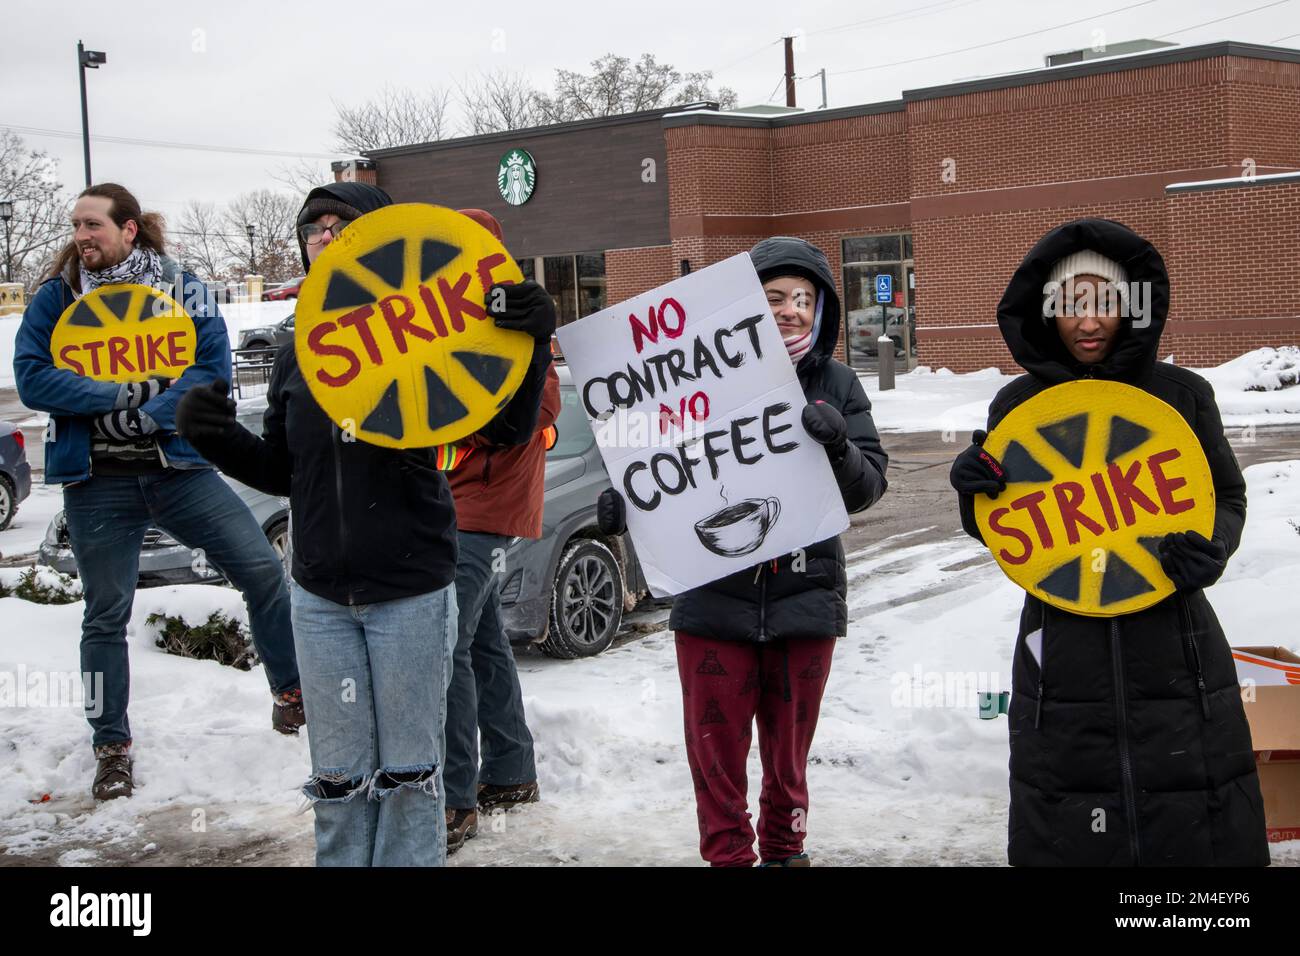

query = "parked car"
[
  {"left": 38, "top": 407, "right": 289, "bottom": 586},
  {"left": 500, "top": 364, "right": 653, "bottom": 659},
  {"left": 846, "top": 305, "right": 913, "bottom": 356},
  {"left": 237, "top": 313, "right": 295, "bottom": 352},
  {"left": 261, "top": 277, "right": 305, "bottom": 302},
  {"left": 0, "top": 422, "right": 33, "bottom": 532}
]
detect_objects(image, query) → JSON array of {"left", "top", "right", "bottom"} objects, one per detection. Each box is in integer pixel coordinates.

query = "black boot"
[
  {"left": 92, "top": 743, "right": 133, "bottom": 801},
  {"left": 477, "top": 781, "right": 539, "bottom": 811},
  {"left": 273, "top": 688, "right": 305, "bottom": 735}
]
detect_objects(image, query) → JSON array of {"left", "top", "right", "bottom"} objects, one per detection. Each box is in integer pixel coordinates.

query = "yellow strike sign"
[
  {"left": 974, "top": 380, "right": 1215, "bottom": 617},
  {"left": 294, "top": 203, "right": 531, "bottom": 449},
  {"left": 51, "top": 283, "right": 196, "bottom": 382}
]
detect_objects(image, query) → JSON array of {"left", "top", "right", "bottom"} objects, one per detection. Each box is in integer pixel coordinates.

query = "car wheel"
[
  {"left": 0, "top": 475, "right": 14, "bottom": 532},
  {"left": 266, "top": 518, "right": 290, "bottom": 578},
  {"left": 539, "top": 538, "right": 623, "bottom": 659}
]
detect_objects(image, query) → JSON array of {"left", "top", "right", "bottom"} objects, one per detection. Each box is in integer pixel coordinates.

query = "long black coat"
[
  {"left": 669, "top": 237, "right": 889, "bottom": 644},
  {"left": 959, "top": 218, "right": 1268, "bottom": 866}
]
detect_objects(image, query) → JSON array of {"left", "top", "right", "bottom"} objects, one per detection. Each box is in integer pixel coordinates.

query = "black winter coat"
[
  {"left": 190, "top": 182, "right": 552, "bottom": 607},
  {"left": 669, "top": 237, "right": 889, "bottom": 644},
  {"left": 959, "top": 218, "right": 1268, "bottom": 866}
]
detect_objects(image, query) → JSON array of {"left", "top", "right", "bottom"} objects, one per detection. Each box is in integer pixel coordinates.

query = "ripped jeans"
[{"left": 290, "top": 580, "right": 457, "bottom": 867}]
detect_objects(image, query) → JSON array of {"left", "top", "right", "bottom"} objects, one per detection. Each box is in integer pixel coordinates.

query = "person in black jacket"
[
  {"left": 176, "top": 183, "right": 556, "bottom": 866},
  {"left": 599, "top": 236, "right": 888, "bottom": 866},
  {"left": 950, "top": 218, "right": 1269, "bottom": 866}
]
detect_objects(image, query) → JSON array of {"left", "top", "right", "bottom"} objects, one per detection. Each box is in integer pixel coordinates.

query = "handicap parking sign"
[{"left": 874, "top": 274, "right": 892, "bottom": 303}]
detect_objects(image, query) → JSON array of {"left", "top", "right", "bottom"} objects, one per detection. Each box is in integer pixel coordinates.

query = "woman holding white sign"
[{"left": 599, "top": 236, "right": 889, "bottom": 867}]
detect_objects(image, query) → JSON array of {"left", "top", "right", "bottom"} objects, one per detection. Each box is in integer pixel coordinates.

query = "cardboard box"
[{"left": 1233, "top": 646, "right": 1300, "bottom": 843}]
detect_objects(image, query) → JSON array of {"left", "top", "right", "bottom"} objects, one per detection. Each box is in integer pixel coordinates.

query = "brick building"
[{"left": 346, "top": 40, "right": 1300, "bottom": 373}]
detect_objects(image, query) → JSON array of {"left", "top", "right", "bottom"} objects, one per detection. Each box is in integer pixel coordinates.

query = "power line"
[
  {"left": 828, "top": 0, "right": 1160, "bottom": 76},
  {"left": 1155, "top": 0, "right": 1292, "bottom": 39},
  {"left": 805, "top": 0, "right": 985, "bottom": 38},
  {"left": 0, "top": 124, "right": 335, "bottom": 160}
]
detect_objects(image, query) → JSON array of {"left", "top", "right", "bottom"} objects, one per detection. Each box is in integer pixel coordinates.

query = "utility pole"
[
  {"left": 783, "top": 36, "right": 797, "bottom": 108},
  {"left": 77, "top": 41, "right": 107, "bottom": 187},
  {"left": 818, "top": 68, "right": 827, "bottom": 109}
]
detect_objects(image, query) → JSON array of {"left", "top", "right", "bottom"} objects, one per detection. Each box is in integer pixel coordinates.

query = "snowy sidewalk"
[{"left": 2, "top": 462, "right": 1297, "bottom": 866}]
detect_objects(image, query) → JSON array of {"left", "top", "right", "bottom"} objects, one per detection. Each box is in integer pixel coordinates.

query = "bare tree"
[
  {"left": 172, "top": 201, "right": 229, "bottom": 280},
  {"left": 537, "top": 54, "right": 738, "bottom": 123},
  {"left": 220, "top": 190, "right": 300, "bottom": 283},
  {"left": 270, "top": 157, "right": 333, "bottom": 197},
  {"left": 0, "top": 129, "right": 71, "bottom": 289},
  {"left": 457, "top": 71, "right": 547, "bottom": 135},
  {"left": 332, "top": 84, "right": 453, "bottom": 152}
]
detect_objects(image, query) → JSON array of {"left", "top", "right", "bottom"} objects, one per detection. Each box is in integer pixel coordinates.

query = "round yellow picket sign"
[
  {"left": 294, "top": 203, "right": 531, "bottom": 449},
  {"left": 973, "top": 380, "right": 1215, "bottom": 617},
  {"left": 50, "top": 283, "right": 196, "bottom": 382}
]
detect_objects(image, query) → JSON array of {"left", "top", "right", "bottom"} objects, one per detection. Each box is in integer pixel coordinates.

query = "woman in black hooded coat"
[{"left": 950, "top": 218, "right": 1269, "bottom": 866}]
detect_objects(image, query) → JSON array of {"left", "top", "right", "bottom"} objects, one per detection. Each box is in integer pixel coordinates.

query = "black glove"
[
  {"left": 176, "top": 378, "right": 238, "bottom": 445},
  {"left": 802, "top": 401, "right": 848, "bottom": 459},
  {"left": 949, "top": 429, "right": 1007, "bottom": 498},
  {"left": 597, "top": 487, "right": 626, "bottom": 536},
  {"left": 93, "top": 408, "right": 154, "bottom": 441},
  {"left": 117, "top": 376, "right": 171, "bottom": 409},
  {"left": 487, "top": 280, "right": 557, "bottom": 341},
  {"left": 1158, "top": 530, "right": 1228, "bottom": 591}
]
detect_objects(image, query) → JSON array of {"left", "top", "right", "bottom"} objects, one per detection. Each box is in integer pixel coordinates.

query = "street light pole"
[
  {"left": 77, "top": 41, "right": 107, "bottom": 188},
  {"left": 245, "top": 224, "right": 256, "bottom": 274},
  {"left": 0, "top": 200, "right": 13, "bottom": 283}
]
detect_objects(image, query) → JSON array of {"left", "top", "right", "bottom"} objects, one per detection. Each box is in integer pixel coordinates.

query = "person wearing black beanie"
[{"left": 176, "top": 181, "right": 557, "bottom": 867}]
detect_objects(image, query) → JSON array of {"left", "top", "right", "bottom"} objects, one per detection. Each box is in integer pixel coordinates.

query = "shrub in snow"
[
  {"left": 0, "top": 566, "right": 83, "bottom": 604},
  {"left": 1242, "top": 347, "right": 1298, "bottom": 392},
  {"left": 147, "top": 611, "right": 258, "bottom": 670}
]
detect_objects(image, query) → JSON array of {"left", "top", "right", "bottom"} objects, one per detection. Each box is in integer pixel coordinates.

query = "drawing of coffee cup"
[{"left": 694, "top": 497, "right": 781, "bottom": 557}]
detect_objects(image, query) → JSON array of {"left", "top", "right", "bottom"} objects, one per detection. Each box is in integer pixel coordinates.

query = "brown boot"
[
  {"left": 272, "top": 688, "right": 305, "bottom": 735},
  {"left": 477, "top": 781, "right": 539, "bottom": 812},
  {"left": 92, "top": 742, "right": 133, "bottom": 801},
  {"left": 446, "top": 808, "right": 478, "bottom": 855}
]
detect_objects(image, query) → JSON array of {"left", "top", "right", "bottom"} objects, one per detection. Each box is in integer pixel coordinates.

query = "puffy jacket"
[
  {"left": 14, "top": 257, "right": 230, "bottom": 485},
  {"left": 451, "top": 364, "right": 561, "bottom": 539},
  {"left": 669, "top": 237, "right": 889, "bottom": 644},
  {"left": 959, "top": 218, "right": 1268, "bottom": 866}
]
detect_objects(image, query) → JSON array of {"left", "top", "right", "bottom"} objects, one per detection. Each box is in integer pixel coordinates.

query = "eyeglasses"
[{"left": 299, "top": 220, "right": 352, "bottom": 245}]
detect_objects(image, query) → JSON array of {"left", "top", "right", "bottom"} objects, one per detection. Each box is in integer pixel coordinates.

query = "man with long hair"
[{"left": 13, "top": 184, "right": 302, "bottom": 802}]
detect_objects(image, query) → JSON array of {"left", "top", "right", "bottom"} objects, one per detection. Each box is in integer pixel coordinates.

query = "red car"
[{"left": 261, "top": 277, "right": 304, "bottom": 301}]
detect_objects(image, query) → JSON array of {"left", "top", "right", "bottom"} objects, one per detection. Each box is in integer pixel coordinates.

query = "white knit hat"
[{"left": 1048, "top": 249, "right": 1128, "bottom": 290}]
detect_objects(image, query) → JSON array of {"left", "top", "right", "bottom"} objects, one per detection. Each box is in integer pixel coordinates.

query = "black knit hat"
[{"left": 295, "top": 182, "right": 393, "bottom": 270}]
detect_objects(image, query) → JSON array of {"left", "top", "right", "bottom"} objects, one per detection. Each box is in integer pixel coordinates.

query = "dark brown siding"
[{"left": 374, "top": 117, "right": 669, "bottom": 258}]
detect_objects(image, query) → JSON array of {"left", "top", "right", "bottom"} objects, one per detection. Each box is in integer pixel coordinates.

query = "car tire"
[
  {"left": 0, "top": 475, "right": 14, "bottom": 532},
  {"left": 538, "top": 537, "right": 623, "bottom": 659},
  {"left": 265, "top": 518, "right": 290, "bottom": 579}
]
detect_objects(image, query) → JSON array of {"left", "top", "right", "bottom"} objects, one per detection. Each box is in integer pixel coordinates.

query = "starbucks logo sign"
[{"left": 497, "top": 148, "right": 536, "bottom": 206}]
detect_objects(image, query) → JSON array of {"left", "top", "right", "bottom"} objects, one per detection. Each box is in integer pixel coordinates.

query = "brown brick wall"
[{"left": 605, "top": 245, "right": 677, "bottom": 307}]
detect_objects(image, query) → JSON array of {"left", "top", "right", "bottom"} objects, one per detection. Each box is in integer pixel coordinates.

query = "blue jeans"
[
  {"left": 292, "top": 579, "right": 457, "bottom": 867},
  {"left": 444, "top": 531, "right": 537, "bottom": 810},
  {"left": 62, "top": 468, "right": 299, "bottom": 749}
]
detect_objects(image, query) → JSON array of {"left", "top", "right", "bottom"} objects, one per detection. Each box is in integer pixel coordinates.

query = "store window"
[
  {"left": 841, "top": 233, "right": 915, "bottom": 370},
  {"left": 516, "top": 252, "right": 607, "bottom": 326}
]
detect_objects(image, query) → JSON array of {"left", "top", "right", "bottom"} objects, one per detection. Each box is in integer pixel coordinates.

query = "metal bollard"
[{"left": 877, "top": 336, "right": 895, "bottom": 390}]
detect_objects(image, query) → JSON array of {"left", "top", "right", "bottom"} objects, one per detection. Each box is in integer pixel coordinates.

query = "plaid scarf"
[{"left": 79, "top": 245, "right": 163, "bottom": 295}]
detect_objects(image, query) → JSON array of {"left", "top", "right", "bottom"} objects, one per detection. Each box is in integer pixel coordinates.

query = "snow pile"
[
  {"left": 861, "top": 366, "right": 1016, "bottom": 435},
  {"left": 1198, "top": 347, "right": 1300, "bottom": 426}
]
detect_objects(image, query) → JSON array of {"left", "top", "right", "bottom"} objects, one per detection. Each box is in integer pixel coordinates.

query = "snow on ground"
[
  {"left": 1, "top": 464, "right": 1296, "bottom": 866},
  {"left": 862, "top": 347, "right": 1300, "bottom": 434},
  {"left": 0, "top": 483, "right": 63, "bottom": 561}
]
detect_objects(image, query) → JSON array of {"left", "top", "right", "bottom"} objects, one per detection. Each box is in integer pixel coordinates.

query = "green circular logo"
[{"left": 497, "top": 148, "right": 536, "bottom": 206}]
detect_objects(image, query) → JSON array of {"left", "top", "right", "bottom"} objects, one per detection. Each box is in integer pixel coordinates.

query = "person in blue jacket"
[{"left": 13, "top": 183, "right": 302, "bottom": 802}]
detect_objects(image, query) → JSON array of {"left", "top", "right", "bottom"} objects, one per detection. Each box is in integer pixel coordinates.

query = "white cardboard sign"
[{"left": 555, "top": 253, "right": 849, "bottom": 596}]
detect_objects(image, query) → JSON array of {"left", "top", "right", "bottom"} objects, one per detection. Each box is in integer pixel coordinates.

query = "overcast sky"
[{"left": 2, "top": 0, "right": 1296, "bottom": 218}]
